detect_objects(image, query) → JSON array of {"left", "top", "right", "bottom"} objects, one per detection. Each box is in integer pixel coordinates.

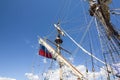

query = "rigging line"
[
  {"left": 110, "top": 38, "right": 120, "bottom": 50},
  {"left": 106, "top": 42, "right": 116, "bottom": 63},
  {"left": 95, "top": 19, "right": 118, "bottom": 63},
  {"left": 31, "top": 52, "right": 37, "bottom": 74},
  {"left": 111, "top": 39, "right": 120, "bottom": 53},
  {"left": 72, "top": 17, "right": 94, "bottom": 58},
  {"left": 97, "top": 24, "right": 116, "bottom": 53},
  {"left": 65, "top": 26, "right": 85, "bottom": 34},
  {"left": 110, "top": 0, "right": 115, "bottom": 8},
  {"left": 80, "top": 17, "right": 94, "bottom": 43},
  {"left": 84, "top": 57, "right": 109, "bottom": 72},
  {"left": 46, "top": 39, "right": 72, "bottom": 55},
  {"left": 89, "top": 30, "right": 93, "bottom": 52},
  {"left": 45, "top": 30, "right": 56, "bottom": 39},
  {"left": 66, "top": 0, "right": 81, "bottom": 17},
  {"left": 103, "top": 52, "right": 111, "bottom": 80},
  {"left": 53, "top": 1, "right": 65, "bottom": 23},
  {"left": 60, "top": 1, "right": 81, "bottom": 24},
  {"left": 96, "top": 20, "right": 120, "bottom": 63},
  {"left": 95, "top": 18, "right": 107, "bottom": 53},
  {"left": 57, "top": 0, "right": 68, "bottom": 20},
  {"left": 62, "top": 29, "right": 106, "bottom": 65},
  {"left": 62, "top": 1, "right": 87, "bottom": 24},
  {"left": 61, "top": 17, "right": 83, "bottom": 25},
  {"left": 95, "top": 17, "right": 112, "bottom": 64},
  {"left": 109, "top": 39, "right": 120, "bottom": 59},
  {"left": 85, "top": 58, "right": 111, "bottom": 74},
  {"left": 62, "top": 0, "right": 72, "bottom": 22},
  {"left": 61, "top": 0, "right": 85, "bottom": 24},
  {"left": 93, "top": 62, "right": 106, "bottom": 71},
  {"left": 95, "top": 18, "right": 119, "bottom": 78},
  {"left": 79, "top": 0, "right": 88, "bottom": 24},
  {"left": 88, "top": 29, "right": 96, "bottom": 80},
  {"left": 61, "top": 0, "right": 72, "bottom": 22},
  {"left": 112, "top": 15, "right": 120, "bottom": 30},
  {"left": 96, "top": 3, "right": 120, "bottom": 42},
  {"left": 85, "top": 61, "right": 88, "bottom": 80},
  {"left": 30, "top": 44, "right": 41, "bottom": 74}
]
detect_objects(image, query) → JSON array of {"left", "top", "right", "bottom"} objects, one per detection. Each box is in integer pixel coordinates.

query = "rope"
[
  {"left": 80, "top": 17, "right": 94, "bottom": 43},
  {"left": 79, "top": 0, "right": 88, "bottom": 24},
  {"left": 62, "top": 29, "right": 106, "bottom": 65},
  {"left": 72, "top": 17, "right": 94, "bottom": 60}
]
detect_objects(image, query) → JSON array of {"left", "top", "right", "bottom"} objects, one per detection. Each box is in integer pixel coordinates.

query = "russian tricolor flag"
[{"left": 39, "top": 44, "right": 53, "bottom": 59}]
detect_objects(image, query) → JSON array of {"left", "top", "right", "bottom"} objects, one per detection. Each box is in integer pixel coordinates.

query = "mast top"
[
  {"left": 54, "top": 22, "right": 64, "bottom": 44},
  {"left": 54, "top": 22, "right": 65, "bottom": 36}
]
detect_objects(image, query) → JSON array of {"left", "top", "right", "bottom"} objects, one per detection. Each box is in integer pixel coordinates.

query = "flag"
[{"left": 39, "top": 44, "right": 53, "bottom": 59}]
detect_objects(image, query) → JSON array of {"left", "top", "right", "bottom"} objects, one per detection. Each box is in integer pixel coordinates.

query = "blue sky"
[
  {"left": 0, "top": 0, "right": 120, "bottom": 80},
  {"left": 0, "top": 0, "right": 60, "bottom": 80}
]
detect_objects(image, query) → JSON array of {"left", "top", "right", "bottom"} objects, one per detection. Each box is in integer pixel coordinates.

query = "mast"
[
  {"left": 39, "top": 21, "right": 90, "bottom": 79},
  {"left": 89, "top": 0, "right": 120, "bottom": 41},
  {"left": 39, "top": 38, "right": 85, "bottom": 79},
  {"left": 54, "top": 22, "right": 63, "bottom": 80},
  {"left": 89, "top": 0, "right": 120, "bottom": 79}
]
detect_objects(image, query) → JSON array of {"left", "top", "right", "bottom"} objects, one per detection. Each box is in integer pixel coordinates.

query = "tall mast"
[
  {"left": 54, "top": 22, "right": 63, "bottom": 80},
  {"left": 39, "top": 22, "right": 85, "bottom": 79},
  {"left": 39, "top": 38, "right": 84, "bottom": 79},
  {"left": 89, "top": 0, "right": 120, "bottom": 79}
]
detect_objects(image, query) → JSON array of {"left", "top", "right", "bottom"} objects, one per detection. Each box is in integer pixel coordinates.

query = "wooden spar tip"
[{"left": 54, "top": 23, "right": 65, "bottom": 36}]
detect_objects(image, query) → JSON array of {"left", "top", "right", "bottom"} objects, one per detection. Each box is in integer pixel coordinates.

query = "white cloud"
[
  {"left": 25, "top": 73, "right": 39, "bottom": 80},
  {"left": 43, "top": 69, "right": 59, "bottom": 80},
  {"left": 0, "top": 77, "right": 16, "bottom": 80},
  {"left": 25, "top": 64, "right": 120, "bottom": 80},
  {"left": 76, "top": 65, "right": 108, "bottom": 80},
  {"left": 41, "top": 65, "right": 109, "bottom": 80}
]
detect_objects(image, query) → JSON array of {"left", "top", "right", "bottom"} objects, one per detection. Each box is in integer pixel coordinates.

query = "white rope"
[
  {"left": 63, "top": 29, "right": 106, "bottom": 65},
  {"left": 72, "top": 17, "right": 94, "bottom": 59}
]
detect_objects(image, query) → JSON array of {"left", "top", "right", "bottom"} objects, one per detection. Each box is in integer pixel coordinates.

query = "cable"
[{"left": 62, "top": 28, "right": 106, "bottom": 64}]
